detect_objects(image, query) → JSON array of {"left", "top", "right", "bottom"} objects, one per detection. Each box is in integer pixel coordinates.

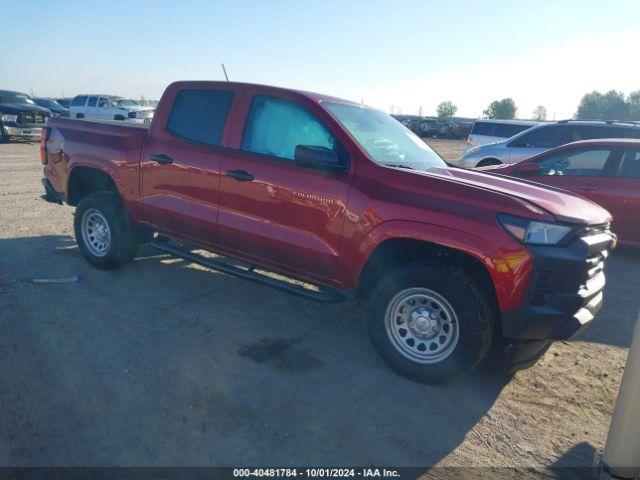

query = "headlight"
[
  {"left": 498, "top": 214, "right": 574, "bottom": 245},
  {"left": 1, "top": 114, "right": 18, "bottom": 123}
]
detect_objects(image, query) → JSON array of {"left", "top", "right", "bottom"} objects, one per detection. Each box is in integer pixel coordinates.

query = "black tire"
[
  {"left": 0, "top": 125, "right": 8, "bottom": 143},
  {"left": 76, "top": 113, "right": 84, "bottom": 119},
  {"left": 74, "top": 192, "right": 138, "bottom": 269},
  {"left": 476, "top": 158, "right": 502, "bottom": 167},
  {"left": 366, "top": 262, "right": 494, "bottom": 384},
  {"left": 114, "top": 115, "right": 125, "bottom": 121}
]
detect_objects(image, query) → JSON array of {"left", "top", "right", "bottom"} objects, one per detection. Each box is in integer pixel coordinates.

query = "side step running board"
[{"left": 150, "top": 240, "right": 347, "bottom": 303}]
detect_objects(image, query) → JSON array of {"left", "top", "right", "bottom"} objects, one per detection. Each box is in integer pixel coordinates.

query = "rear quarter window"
[
  {"left": 167, "top": 89, "right": 235, "bottom": 146},
  {"left": 617, "top": 127, "right": 640, "bottom": 139},
  {"left": 71, "top": 96, "right": 87, "bottom": 107}
]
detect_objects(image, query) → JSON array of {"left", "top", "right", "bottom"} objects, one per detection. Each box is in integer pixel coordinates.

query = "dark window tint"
[
  {"left": 71, "top": 95, "right": 87, "bottom": 107},
  {"left": 615, "top": 150, "right": 640, "bottom": 178},
  {"left": 167, "top": 89, "right": 234, "bottom": 146},
  {"left": 616, "top": 127, "right": 640, "bottom": 139},
  {"left": 515, "top": 125, "right": 566, "bottom": 148},
  {"left": 87, "top": 96, "right": 97, "bottom": 107},
  {"left": 537, "top": 149, "right": 611, "bottom": 176},
  {"left": 567, "top": 125, "right": 616, "bottom": 142},
  {"left": 242, "top": 95, "right": 335, "bottom": 161},
  {"left": 472, "top": 122, "right": 534, "bottom": 138}
]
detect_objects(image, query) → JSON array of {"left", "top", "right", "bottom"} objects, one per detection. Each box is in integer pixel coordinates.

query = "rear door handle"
[
  {"left": 150, "top": 154, "right": 173, "bottom": 165},
  {"left": 226, "top": 169, "right": 254, "bottom": 182}
]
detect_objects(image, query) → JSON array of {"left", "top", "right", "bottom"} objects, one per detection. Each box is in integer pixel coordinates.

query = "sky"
[{"left": 2, "top": 0, "right": 639, "bottom": 119}]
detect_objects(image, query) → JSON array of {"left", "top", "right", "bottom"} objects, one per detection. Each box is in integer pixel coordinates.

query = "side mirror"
[
  {"left": 294, "top": 145, "right": 346, "bottom": 171},
  {"left": 517, "top": 163, "right": 541, "bottom": 176}
]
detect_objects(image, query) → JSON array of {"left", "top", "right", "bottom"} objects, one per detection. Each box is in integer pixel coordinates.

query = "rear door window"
[
  {"left": 166, "top": 89, "right": 235, "bottom": 146},
  {"left": 537, "top": 149, "right": 613, "bottom": 176},
  {"left": 494, "top": 123, "right": 533, "bottom": 138},
  {"left": 87, "top": 97, "right": 98, "bottom": 107},
  {"left": 513, "top": 125, "right": 566, "bottom": 148},
  {"left": 615, "top": 150, "right": 640, "bottom": 179},
  {"left": 567, "top": 125, "right": 616, "bottom": 142}
]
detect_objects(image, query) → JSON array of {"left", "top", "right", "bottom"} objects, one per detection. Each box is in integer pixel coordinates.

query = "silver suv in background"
[
  {"left": 466, "top": 119, "right": 541, "bottom": 148},
  {"left": 459, "top": 120, "right": 640, "bottom": 168}
]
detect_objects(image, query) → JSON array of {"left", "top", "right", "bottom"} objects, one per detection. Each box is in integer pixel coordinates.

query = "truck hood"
[
  {"left": 0, "top": 102, "right": 51, "bottom": 114},
  {"left": 425, "top": 166, "right": 611, "bottom": 226},
  {"left": 116, "top": 105, "right": 155, "bottom": 112}
]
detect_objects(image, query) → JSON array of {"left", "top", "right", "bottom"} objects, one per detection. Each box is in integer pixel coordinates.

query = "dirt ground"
[{"left": 0, "top": 139, "right": 639, "bottom": 473}]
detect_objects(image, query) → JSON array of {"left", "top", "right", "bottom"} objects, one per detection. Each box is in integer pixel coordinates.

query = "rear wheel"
[
  {"left": 0, "top": 125, "right": 7, "bottom": 143},
  {"left": 74, "top": 192, "right": 138, "bottom": 269},
  {"left": 366, "top": 262, "right": 494, "bottom": 384}
]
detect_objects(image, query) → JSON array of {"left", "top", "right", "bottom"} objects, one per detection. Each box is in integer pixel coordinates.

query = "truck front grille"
[{"left": 17, "top": 111, "right": 48, "bottom": 125}]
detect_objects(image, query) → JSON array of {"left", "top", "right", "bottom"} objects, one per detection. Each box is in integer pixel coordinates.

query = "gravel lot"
[{"left": 0, "top": 139, "right": 638, "bottom": 472}]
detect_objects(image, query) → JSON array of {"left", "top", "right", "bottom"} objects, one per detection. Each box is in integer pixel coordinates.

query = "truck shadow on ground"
[{"left": 0, "top": 234, "right": 637, "bottom": 465}]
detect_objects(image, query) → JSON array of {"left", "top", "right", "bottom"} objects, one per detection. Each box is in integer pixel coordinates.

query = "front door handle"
[
  {"left": 150, "top": 154, "right": 173, "bottom": 165},
  {"left": 226, "top": 169, "right": 254, "bottom": 182}
]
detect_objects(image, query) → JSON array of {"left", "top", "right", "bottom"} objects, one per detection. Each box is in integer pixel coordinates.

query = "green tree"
[
  {"left": 532, "top": 106, "right": 547, "bottom": 121},
  {"left": 436, "top": 100, "right": 457, "bottom": 118},
  {"left": 628, "top": 90, "right": 640, "bottom": 120},
  {"left": 576, "top": 90, "right": 630, "bottom": 120},
  {"left": 483, "top": 98, "right": 517, "bottom": 119}
]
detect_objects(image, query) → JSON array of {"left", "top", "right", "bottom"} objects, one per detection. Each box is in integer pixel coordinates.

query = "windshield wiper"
[{"left": 382, "top": 163, "right": 414, "bottom": 170}]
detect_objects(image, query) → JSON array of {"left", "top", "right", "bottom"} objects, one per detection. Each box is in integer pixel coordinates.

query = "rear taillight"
[{"left": 40, "top": 127, "right": 51, "bottom": 165}]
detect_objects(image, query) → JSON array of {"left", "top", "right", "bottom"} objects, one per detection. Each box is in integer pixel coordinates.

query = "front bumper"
[
  {"left": 501, "top": 227, "right": 615, "bottom": 366},
  {"left": 3, "top": 124, "right": 44, "bottom": 137}
]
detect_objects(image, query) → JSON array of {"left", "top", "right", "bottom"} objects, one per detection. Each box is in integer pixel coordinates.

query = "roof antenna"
[{"left": 221, "top": 62, "right": 229, "bottom": 81}]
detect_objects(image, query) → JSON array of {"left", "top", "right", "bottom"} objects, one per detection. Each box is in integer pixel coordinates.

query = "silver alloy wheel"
[
  {"left": 384, "top": 287, "right": 460, "bottom": 364},
  {"left": 81, "top": 208, "right": 111, "bottom": 257}
]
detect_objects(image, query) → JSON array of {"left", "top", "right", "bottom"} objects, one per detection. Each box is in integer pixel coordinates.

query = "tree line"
[{"left": 434, "top": 90, "right": 640, "bottom": 121}]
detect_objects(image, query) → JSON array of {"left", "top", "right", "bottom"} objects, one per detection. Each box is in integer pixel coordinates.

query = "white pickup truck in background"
[{"left": 69, "top": 95, "right": 154, "bottom": 123}]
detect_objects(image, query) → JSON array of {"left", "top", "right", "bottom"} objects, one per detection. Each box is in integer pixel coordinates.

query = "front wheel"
[
  {"left": 74, "top": 192, "right": 138, "bottom": 269},
  {"left": 366, "top": 262, "right": 494, "bottom": 384}
]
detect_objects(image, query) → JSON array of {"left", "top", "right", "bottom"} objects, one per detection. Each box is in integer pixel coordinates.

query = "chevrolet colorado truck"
[{"left": 40, "top": 81, "right": 616, "bottom": 384}]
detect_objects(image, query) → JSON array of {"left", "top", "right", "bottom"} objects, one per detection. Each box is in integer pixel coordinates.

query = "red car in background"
[{"left": 485, "top": 138, "right": 640, "bottom": 247}]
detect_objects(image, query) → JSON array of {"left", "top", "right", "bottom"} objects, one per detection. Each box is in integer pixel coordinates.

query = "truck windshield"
[
  {"left": 0, "top": 93, "right": 36, "bottom": 105},
  {"left": 324, "top": 102, "right": 446, "bottom": 170},
  {"left": 112, "top": 99, "right": 139, "bottom": 107}
]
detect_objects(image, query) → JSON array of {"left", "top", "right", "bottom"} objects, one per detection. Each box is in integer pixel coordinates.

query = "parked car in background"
[
  {"left": 55, "top": 97, "right": 74, "bottom": 109},
  {"left": 459, "top": 120, "right": 640, "bottom": 168},
  {"left": 33, "top": 97, "right": 70, "bottom": 117},
  {"left": 483, "top": 138, "right": 640, "bottom": 247},
  {"left": 40, "top": 80, "right": 615, "bottom": 384},
  {"left": 0, "top": 89, "right": 50, "bottom": 142},
  {"left": 69, "top": 95, "right": 155, "bottom": 123},
  {"left": 467, "top": 119, "right": 542, "bottom": 148}
]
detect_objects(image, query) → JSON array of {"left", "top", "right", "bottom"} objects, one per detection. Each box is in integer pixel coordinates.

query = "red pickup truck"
[{"left": 41, "top": 81, "right": 615, "bottom": 384}]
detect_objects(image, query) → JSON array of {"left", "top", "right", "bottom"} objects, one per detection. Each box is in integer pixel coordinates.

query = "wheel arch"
[
  {"left": 67, "top": 165, "right": 120, "bottom": 206},
  {"left": 355, "top": 225, "right": 503, "bottom": 330}
]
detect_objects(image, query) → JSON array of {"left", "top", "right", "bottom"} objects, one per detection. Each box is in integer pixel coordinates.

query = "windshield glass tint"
[
  {"left": 324, "top": 102, "right": 446, "bottom": 170},
  {"left": 113, "top": 99, "right": 138, "bottom": 107},
  {"left": 0, "top": 93, "right": 35, "bottom": 104}
]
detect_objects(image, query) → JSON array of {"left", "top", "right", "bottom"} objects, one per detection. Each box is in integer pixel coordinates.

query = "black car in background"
[
  {"left": 34, "top": 97, "right": 70, "bottom": 117},
  {"left": 0, "top": 90, "right": 51, "bottom": 142}
]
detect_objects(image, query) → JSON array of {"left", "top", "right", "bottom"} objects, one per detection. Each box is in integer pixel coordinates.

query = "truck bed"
[{"left": 44, "top": 116, "right": 149, "bottom": 203}]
